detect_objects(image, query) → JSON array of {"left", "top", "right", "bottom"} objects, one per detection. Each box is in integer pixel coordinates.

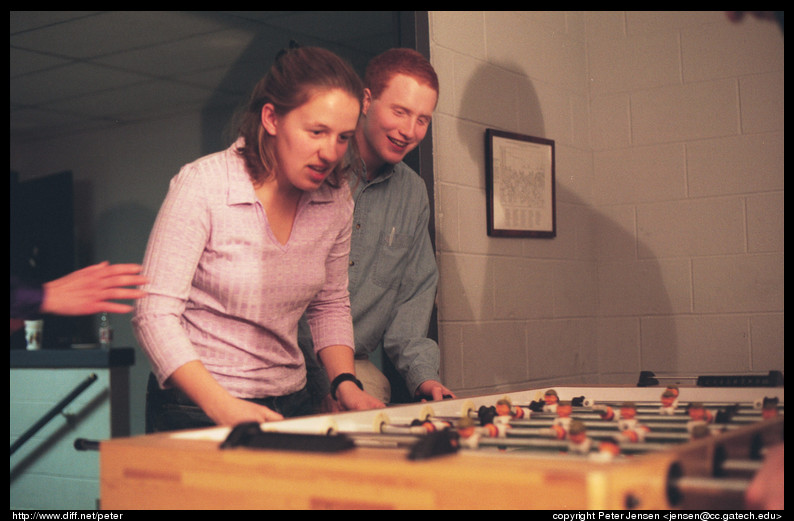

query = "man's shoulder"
[{"left": 392, "top": 160, "right": 420, "bottom": 178}]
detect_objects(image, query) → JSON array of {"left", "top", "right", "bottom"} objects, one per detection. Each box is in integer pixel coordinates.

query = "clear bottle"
[{"left": 98, "top": 312, "right": 113, "bottom": 348}]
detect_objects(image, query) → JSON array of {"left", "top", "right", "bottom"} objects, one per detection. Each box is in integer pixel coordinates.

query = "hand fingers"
[
  {"left": 93, "top": 271, "right": 148, "bottom": 299},
  {"left": 80, "top": 261, "right": 145, "bottom": 281},
  {"left": 262, "top": 409, "right": 285, "bottom": 422},
  {"left": 100, "top": 263, "right": 145, "bottom": 277}
]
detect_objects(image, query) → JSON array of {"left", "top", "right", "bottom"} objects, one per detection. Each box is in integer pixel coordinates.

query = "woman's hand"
[
  {"left": 168, "top": 361, "right": 284, "bottom": 426},
  {"left": 204, "top": 394, "right": 284, "bottom": 426},
  {"left": 334, "top": 381, "right": 385, "bottom": 411}
]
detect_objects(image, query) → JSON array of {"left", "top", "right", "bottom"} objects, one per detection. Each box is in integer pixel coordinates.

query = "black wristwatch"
[{"left": 330, "top": 373, "right": 363, "bottom": 401}]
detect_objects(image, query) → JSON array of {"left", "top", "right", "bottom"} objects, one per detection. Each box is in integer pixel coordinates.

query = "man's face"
[{"left": 357, "top": 73, "right": 437, "bottom": 173}]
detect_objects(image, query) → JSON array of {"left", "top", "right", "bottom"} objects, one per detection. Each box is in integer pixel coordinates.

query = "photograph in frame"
[{"left": 485, "top": 129, "right": 556, "bottom": 238}]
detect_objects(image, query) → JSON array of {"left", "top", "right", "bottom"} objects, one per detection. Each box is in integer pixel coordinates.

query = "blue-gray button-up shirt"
[{"left": 300, "top": 161, "right": 440, "bottom": 398}]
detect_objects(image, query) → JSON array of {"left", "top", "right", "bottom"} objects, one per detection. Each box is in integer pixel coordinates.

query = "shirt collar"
[{"left": 353, "top": 160, "right": 397, "bottom": 187}]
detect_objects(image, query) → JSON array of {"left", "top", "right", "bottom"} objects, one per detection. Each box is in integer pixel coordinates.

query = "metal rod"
[
  {"left": 674, "top": 476, "right": 752, "bottom": 495},
  {"left": 10, "top": 373, "right": 98, "bottom": 456}
]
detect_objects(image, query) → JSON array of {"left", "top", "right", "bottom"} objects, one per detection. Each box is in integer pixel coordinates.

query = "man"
[{"left": 300, "top": 48, "right": 454, "bottom": 406}]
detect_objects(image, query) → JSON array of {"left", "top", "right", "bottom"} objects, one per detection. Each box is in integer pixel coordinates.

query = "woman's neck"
[{"left": 254, "top": 177, "right": 302, "bottom": 245}]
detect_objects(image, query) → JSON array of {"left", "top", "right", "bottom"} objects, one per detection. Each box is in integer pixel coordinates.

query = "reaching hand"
[{"left": 40, "top": 261, "right": 148, "bottom": 316}]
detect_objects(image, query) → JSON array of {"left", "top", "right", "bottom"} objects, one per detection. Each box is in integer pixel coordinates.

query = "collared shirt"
[
  {"left": 133, "top": 143, "right": 354, "bottom": 399},
  {"left": 346, "top": 161, "right": 441, "bottom": 395}
]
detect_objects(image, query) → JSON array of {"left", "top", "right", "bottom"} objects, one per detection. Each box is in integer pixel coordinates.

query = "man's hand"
[{"left": 416, "top": 380, "right": 456, "bottom": 401}]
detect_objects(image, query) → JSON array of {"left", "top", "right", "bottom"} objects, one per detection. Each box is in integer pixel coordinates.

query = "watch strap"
[{"left": 330, "top": 373, "right": 363, "bottom": 401}]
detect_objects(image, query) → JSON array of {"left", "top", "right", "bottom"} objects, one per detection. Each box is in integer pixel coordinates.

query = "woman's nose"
[{"left": 319, "top": 137, "right": 342, "bottom": 163}]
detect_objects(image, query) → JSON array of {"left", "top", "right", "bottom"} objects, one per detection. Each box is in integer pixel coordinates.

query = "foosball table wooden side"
[
  {"left": 99, "top": 386, "right": 784, "bottom": 510},
  {"left": 100, "top": 435, "right": 669, "bottom": 509}
]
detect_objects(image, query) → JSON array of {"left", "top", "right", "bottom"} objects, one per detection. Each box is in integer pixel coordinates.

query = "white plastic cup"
[{"left": 24, "top": 319, "right": 44, "bottom": 350}]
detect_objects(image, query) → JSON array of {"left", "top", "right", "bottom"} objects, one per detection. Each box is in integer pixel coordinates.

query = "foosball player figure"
[
  {"left": 410, "top": 418, "right": 452, "bottom": 434},
  {"left": 617, "top": 423, "right": 650, "bottom": 443},
  {"left": 616, "top": 403, "right": 650, "bottom": 443},
  {"left": 592, "top": 403, "right": 615, "bottom": 421},
  {"left": 659, "top": 386, "right": 679, "bottom": 415},
  {"left": 686, "top": 402, "right": 714, "bottom": 434},
  {"left": 495, "top": 397, "right": 526, "bottom": 420},
  {"left": 527, "top": 389, "right": 560, "bottom": 413},
  {"left": 550, "top": 400, "right": 573, "bottom": 439},
  {"left": 761, "top": 397, "right": 779, "bottom": 420},
  {"left": 593, "top": 440, "right": 621, "bottom": 461},
  {"left": 567, "top": 419, "right": 592, "bottom": 455},
  {"left": 617, "top": 402, "right": 638, "bottom": 431},
  {"left": 475, "top": 406, "right": 510, "bottom": 438},
  {"left": 491, "top": 400, "right": 513, "bottom": 439},
  {"left": 543, "top": 389, "right": 560, "bottom": 413},
  {"left": 456, "top": 416, "right": 482, "bottom": 449}
]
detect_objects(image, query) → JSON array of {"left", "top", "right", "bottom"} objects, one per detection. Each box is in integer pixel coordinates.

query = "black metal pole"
[{"left": 11, "top": 373, "right": 98, "bottom": 456}]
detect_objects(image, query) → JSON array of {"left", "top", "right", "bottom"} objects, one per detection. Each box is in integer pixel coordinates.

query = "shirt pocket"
[{"left": 372, "top": 229, "right": 412, "bottom": 290}]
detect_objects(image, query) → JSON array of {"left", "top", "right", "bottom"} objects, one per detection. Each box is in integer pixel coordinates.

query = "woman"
[{"left": 134, "top": 46, "right": 384, "bottom": 433}]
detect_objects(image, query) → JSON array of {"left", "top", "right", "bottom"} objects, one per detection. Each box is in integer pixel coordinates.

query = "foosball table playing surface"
[{"left": 99, "top": 384, "right": 783, "bottom": 510}]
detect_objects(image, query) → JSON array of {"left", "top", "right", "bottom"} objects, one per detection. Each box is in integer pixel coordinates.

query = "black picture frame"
[{"left": 485, "top": 129, "right": 556, "bottom": 238}]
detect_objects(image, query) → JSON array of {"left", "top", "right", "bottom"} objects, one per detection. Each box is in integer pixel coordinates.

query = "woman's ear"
[{"left": 260, "top": 103, "right": 278, "bottom": 136}]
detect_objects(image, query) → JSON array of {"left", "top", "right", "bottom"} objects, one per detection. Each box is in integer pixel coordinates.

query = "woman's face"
[{"left": 262, "top": 88, "right": 360, "bottom": 193}]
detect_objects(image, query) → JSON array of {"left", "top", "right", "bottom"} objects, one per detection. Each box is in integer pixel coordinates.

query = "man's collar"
[{"left": 355, "top": 160, "right": 397, "bottom": 185}]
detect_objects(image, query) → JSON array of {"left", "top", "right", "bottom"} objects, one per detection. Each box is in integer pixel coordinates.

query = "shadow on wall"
[{"left": 437, "top": 62, "right": 674, "bottom": 394}]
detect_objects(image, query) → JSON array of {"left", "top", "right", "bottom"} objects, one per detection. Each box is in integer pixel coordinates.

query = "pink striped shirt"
[{"left": 132, "top": 143, "right": 354, "bottom": 398}]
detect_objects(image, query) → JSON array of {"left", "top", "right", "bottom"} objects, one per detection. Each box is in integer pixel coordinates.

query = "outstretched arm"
[{"left": 41, "top": 261, "right": 148, "bottom": 315}]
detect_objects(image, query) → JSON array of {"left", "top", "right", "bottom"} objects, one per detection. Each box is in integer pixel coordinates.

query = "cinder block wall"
[{"left": 430, "top": 11, "right": 784, "bottom": 395}]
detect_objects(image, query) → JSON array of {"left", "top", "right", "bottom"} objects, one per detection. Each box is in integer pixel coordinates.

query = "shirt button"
[
  {"left": 349, "top": 260, "right": 355, "bottom": 266},
  {"left": 355, "top": 223, "right": 361, "bottom": 229}
]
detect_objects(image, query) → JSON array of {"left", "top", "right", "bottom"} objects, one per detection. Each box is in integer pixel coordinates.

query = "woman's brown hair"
[{"left": 234, "top": 45, "right": 363, "bottom": 187}]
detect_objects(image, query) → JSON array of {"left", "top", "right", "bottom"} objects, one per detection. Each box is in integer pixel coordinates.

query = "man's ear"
[
  {"left": 361, "top": 88, "right": 372, "bottom": 116},
  {"left": 260, "top": 103, "right": 278, "bottom": 136}
]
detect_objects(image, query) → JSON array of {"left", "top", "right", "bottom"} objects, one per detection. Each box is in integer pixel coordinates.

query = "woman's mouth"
[{"left": 306, "top": 164, "right": 330, "bottom": 182}]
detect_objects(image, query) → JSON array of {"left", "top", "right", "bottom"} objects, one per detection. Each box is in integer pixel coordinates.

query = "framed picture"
[{"left": 485, "top": 129, "right": 556, "bottom": 238}]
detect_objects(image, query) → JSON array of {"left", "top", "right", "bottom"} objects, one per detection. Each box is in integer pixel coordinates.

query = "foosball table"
[{"left": 99, "top": 383, "right": 783, "bottom": 510}]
